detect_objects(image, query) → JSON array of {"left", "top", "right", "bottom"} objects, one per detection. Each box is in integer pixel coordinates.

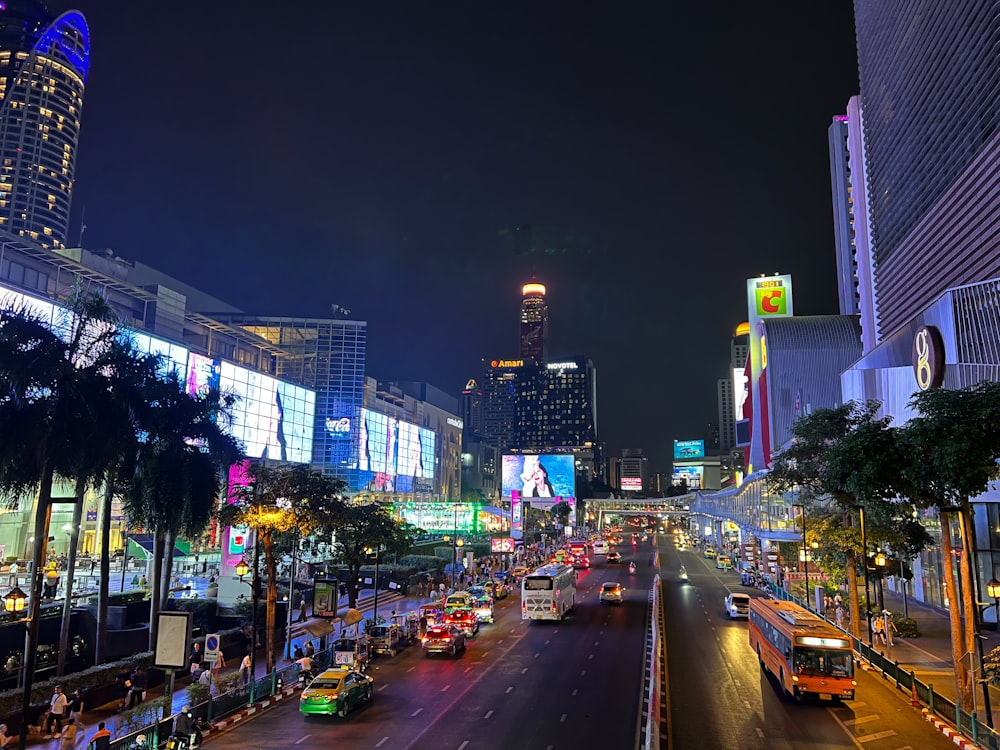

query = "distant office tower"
[
  {"left": 519, "top": 282, "right": 548, "bottom": 363},
  {"left": 459, "top": 378, "right": 483, "bottom": 435},
  {"left": 828, "top": 97, "right": 878, "bottom": 352},
  {"left": 716, "top": 323, "right": 749, "bottom": 453},
  {"left": 515, "top": 356, "right": 597, "bottom": 450},
  {"left": 0, "top": 2, "right": 89, "bottom": 248},
  {"left": 481, "top": 358, "right": 522, "bottom": 454},
  {"left": 855, "top": 0, "right": 1000, "bottom": 337}
]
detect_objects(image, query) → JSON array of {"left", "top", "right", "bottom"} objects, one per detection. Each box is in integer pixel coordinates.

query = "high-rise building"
[
  {"left": 480, "top": 357, "right": 522, "bottom": 453},
  {"left": 855, "top": 0, "right": 1000, "bottom": 337},
  {"left": 459, "top": 378, "right": 483, "bottom": 435},
  {"left": 716, "top": 323, "right": 749, "bottom": 453},
  {"left": 0, "top": 2, "right": 89, "bottom": 248},
  {"left": 519, "top": 281, "right": 548, "bottom": 363},
  {"left": 515, "top": 356, "right": 597, "bottom": 450},
  {"left": 828, "top": 97, "right": 878, "bottom": 351}
]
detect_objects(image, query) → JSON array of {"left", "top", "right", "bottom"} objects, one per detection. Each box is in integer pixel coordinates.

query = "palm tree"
[
  {"left": 123, "top": 369, "right": 243, "bottom": 650},
  {"left": 0, "top": 289, "right": 144, "bottom": 750},
  {"left": 219, "top": 463, "right": 346, "bottom": 673}
]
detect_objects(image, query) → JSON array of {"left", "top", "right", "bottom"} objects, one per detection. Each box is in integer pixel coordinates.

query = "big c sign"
[{"left": 913, "top": 325, "right": 945, "bottom": 390}]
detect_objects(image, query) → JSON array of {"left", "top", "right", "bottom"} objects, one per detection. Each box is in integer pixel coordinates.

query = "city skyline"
[{"left": 39, "top": 1, "right": 860, "bottom": 471}]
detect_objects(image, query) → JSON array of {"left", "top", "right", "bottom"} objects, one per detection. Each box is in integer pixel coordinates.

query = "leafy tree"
[
  {"left": 551, "top": 500, "right": 571, "bottom": 529},
  {"left": 898, "top": 381, "right": 1000, "bottom": 714},
  {"left": 219, "top": 463, "right": 346, "bottom": 672},
  {"left": 768, "top": 401, "right": 928, "bottom": 639},
  {"left": 123, "top": 369, "right": 244, "bottom": 650},
  {"left": 0, "top": 289, "right": 151, "bottom": 744},
  {"left": 331, "top": 503, "right": 415, "bottom": 610}
]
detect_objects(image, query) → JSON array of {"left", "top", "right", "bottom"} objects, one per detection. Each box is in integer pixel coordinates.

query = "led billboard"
[
  {"left": 672, "top": 466, "right": 703, "bottom": 488},
  {"left": 358, "top": 409, "right": 436, "bottom": 493},
  {"left": 501, "top": 454, "right": 576, "bottom": 498},
  {"left": 673, "top": 440, "right": 705, "bottom": 460}
]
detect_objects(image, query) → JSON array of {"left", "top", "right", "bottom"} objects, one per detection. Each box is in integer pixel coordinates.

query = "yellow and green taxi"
[{"left": 299, "top": 667, "right": 374, "bottom": 718}]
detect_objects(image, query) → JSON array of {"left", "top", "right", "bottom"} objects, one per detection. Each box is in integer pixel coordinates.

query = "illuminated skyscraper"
[
  {"left": 519, "top": 281, "right": 548, "bottom": 363},
  {"left": 0, "top": 1, "right": 89, "bottom": 248}
]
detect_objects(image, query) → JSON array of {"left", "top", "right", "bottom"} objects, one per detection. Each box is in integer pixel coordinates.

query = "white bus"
[
  {"left": 521, "top": 564, "right": 577, "bottom": 621},
  {"left": 591, "top": 539, "right": 609, "bottom": 555}
]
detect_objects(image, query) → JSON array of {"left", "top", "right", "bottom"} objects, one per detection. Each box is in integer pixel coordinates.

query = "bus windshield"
[
  {"left": 792, "top": 648, "right": 853, "bottom": 678},
  {"left": 523, "top": 577, "right": 554, "bottom": 590}
]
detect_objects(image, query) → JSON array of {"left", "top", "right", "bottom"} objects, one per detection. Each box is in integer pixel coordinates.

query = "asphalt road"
[
  {"left": 206, "top": 546, "right": 650, "bottom": 750},
  {"left": 660, "top": 535, "right": 969, "bottom": 750}
]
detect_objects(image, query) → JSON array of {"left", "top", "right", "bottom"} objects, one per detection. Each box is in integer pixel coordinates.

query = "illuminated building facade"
[
  {"left": 0, "top": 1, "right": 89, "bottom": 248},
  {"left": 480, "top": 358, "right": 522, "bottom": 453},
  {"left": 515, "top": 356, "right": 597, "bottom": 450},
  {"left": 519, "top": 281, "right": 548, "bottom": 363}
]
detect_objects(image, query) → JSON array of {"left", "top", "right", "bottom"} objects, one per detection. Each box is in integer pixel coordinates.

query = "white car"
[
  {"left": 599, "top": 582, "right": 625, "bottom": 605},
  {"left": 724, "top": 593, "right": 750, "bottom": 619}
]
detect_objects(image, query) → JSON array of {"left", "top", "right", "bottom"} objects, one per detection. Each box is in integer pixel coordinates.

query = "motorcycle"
[
  {"left": 628, "top": 562, "right": 636, "bottom": 575},
  {"left": 679, "top": 566, "right": 688, "bottom": 582}
]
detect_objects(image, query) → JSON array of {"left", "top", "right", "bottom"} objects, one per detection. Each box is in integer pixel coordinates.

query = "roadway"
[
  {"left": 660, "top": 534, "right": 968, "bottom": 750},
  {"left": 206, "top": 549, "right": 650, "bottom": 750}
]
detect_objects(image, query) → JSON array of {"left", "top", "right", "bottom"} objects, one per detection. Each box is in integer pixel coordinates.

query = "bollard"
[{"left": 909, "top": 671, "right": 921, "bottom": 708}]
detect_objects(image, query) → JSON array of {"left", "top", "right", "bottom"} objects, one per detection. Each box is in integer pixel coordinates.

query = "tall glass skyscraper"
[
  {"left": 519, "top": 282, "right": 548, "bottom": 363},
  {"left": 0, "top": 1, "right": 89, "bottom": 248}
]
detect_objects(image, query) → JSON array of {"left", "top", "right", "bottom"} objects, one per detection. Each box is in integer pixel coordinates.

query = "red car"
[{"left": 442, "top": 608, "right": 480, "bottom": 637}]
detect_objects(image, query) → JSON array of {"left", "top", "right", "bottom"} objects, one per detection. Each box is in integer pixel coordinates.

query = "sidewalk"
[{"left": 22, "top": 588, "right": 431, "bottom": 747}]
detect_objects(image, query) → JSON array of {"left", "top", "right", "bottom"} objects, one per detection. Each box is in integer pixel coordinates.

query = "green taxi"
[{"left": 299, "top": 667, "right": 374, "bottom": 718}]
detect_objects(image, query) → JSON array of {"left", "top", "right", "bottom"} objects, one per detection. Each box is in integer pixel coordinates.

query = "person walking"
[
  {"left": 297, "top": 597, "right": 307, "bottom": 623},
  {"left": 128, "top": 665, "right": 147, "bottom": 708},
  {"left": 7, "top": 561, "right": 17, "bottom": 587},
  {"left": 45, "top": 685, "right": 67, "bottom": 738},
  {"left": 882, "top": 610, "right": 898, "bottom": 647},
  {"left": 872, "top": 613, "right": 886, "bottom": 645},
  {"left": 59, "top": 716, "right": 82, "bottom": 750},
  {"left": 88, "top": 723, "right": 111, "bottom": 750},
  {"left": 239, "top": 653, "right": 252, "bottom": 686},
  {"left": 115, "top": 666, "right": 131, "bottom": 710},
  {"left": 834, "top": 605, "right": 844, "bottom": 629}
]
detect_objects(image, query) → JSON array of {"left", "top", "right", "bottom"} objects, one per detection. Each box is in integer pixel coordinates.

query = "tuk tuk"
[
  {"left": 391, "top": 612, "right": 420, "bottom": 645},
  {"left": 332, "top": 633, "right": 372, "bottom": 671},
  {"left": 369, "top": 624, "right": 402, "bottom": 656},
  {"left": 418, "top": 603, "right": 443, "bottom": 629}
]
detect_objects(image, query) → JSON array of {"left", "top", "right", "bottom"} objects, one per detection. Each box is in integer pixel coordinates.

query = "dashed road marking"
[
  {"left": 375, "top": 739, "right": 390, "bottom": 747},
  {"left": 295, "top": 736, "right": 310, "bottom": 745},
  {"left": 856, "top": 730, "right": 896, "bottom": 743},
  {"left": 521, "top": 668, "right": 529, "bottom": 674},
  {"left": 484, "top": 709, "right": 493, "bottom": 719},
  {"left": 377, "top": 684, "right": 388, "bottom": 692},
  {"left": 441, "top": 685, "right": 451, "bottom": 692},
  {"left": 411, "top": 708, "right": 423, "bottom": 717},
  {"left": 844, "top": 715, "right": 880, "bottom": 726},
  {"left": 505, "top": 686, "right": 513, "bottom": 694},
  {"left": 560, "top": 713, "right": 567, "bottom": 723},
  {"left": 755, "top": 728, "right": 764, "bottom": 738},
  {"left": 458, "top": 742, "right": 469, "bottom": 750}
]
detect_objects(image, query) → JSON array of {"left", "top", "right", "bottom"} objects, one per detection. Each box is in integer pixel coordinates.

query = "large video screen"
[
  {"left": 220, "top": 362, "right": 315, "bottom": 464},
  {"left": 673, "top": 440, "right": 705, "bottom": 460},
  {"left": 501, "top": 454, "right": 576, "bottom": 498},
  {"left": 358, "top": 409, "right": 436, "bottom": 493}
]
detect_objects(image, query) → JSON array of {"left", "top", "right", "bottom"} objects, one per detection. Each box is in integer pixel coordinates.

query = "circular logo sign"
[{"left": 912, "top": 325, "right": 945, "bottom": 390}]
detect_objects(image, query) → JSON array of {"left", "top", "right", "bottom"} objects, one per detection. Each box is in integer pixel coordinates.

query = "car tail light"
[{"left": 443, "top": 636, "right": 451, "bottom": 642}]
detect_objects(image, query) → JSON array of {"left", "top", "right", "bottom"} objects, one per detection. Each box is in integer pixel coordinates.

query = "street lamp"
[
  {"left": 365, "top": 546, "right": 381, "bottom": 625},
  {"left": 455, "top": 538, "right": 464, "bottom": 588},
  {"left": 235, "top": 550, "right": 258, "bottom": 701},
  {"left": 987, "top": 578, "right": 1000, "bottom": 624},
  {"left": 3, "top": 586, "right": 26, "bottom": 615},
  {"left": 792, "top": 504, "right": 809, "bottom": 603},
  {"left": 855, "top": 505, "right": 874, "bottom": 646}
]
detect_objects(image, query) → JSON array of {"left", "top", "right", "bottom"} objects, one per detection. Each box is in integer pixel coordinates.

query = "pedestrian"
[
  {"left": 7, "top": 561, "right": 17, "bottom": 587},
  {"left": 239, "top": 653, "right": 251, "bottom": 686},
  {"left": 834, "top": 605, "right": 844, "bottom": 629},
  {"left": 304, "top": 641, "right": 314, "bottom": 658},
  {"left": 88, "top": 723, "right": 111, "bottom": 750},
  {"left": 59, "top": 716, "right": 83, "bottom": 750},
  {"left": 67, "top": 689, "right": 83, "bottom": 721},
  {"left": 138, "top": 574, "right": 147, "bottom": 587},
  {"left": 173, "top": 707, "right": 195, "bottom": 747},
  {"left": 872, "top": 613, "right": 886, "bottom": 645},
  {"left": 883, "top": 610, "right": 898, "bottom": 646},
  {"left": 128, "top": 665, "right": 147, "bottom": 708},
  {"left": 212, "top": 648, "right": 225, "bottom": 675},
  {"left": 130, "top": 574, "right": 139, "bottom": 588},
  {"left": 89, "top": 559, "right": 97, "bottom": 575},
  {"left": 46, "top": 685, "right": 67, "bottom": 738},
  {"left": 115, "top": 665, "right": 131, "bottom": 710},
  {"left": 198, "top": 667, "right": 213, "bottom": 688},
  {"left": 293, "top": 644, "right": 304, "bottom": 660},
  {"left": 298, "top": 596, "right": 307, "bottom": 622},
  {"left": 189, "top": 642, "right": 203, "bottom": 675},
  {"left": 0, "top": 723, "right": 9, "bottom": 749}
]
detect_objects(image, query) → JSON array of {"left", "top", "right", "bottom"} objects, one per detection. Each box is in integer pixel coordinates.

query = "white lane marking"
[
  {"left": 458, "top": 742, "right": 469, "bottom": 750},
  {"left": 571, "top": 689, "right": 578, "bottom": 696},
  {"left": 407, "top": 666, "right": 415, "bottom": 672},
  {"left": 521, "top": 668, "right": 528, "bottom": 674},
  {"left": 484, "top": 710, "right": 494, "bottom": 719},
  {"left": 295, "top": 736, "right": 311, "bottom": 745},
  {"left": 441, "top": 684, "right": 451, "bottom": 692},
  {"left": 545, "top": 640, "right": 551, "bottom": 645},
  {"left": 534, "top": 653, "right": 540, "bottom": 659},
  {"left": 505, "top": 686, "right": 513, "bottom": 694},
  {"left": 377, "top": 684, "right": 388, "bottom": 692},
  {"left": 464, "top": 667, "right": 473, "bottom": 673},
  {"left": 856, "top": 731, "right": 897, "bottom": 743},
  {"left": 743, "top": 700, "right": 750, "bottom": 709},
  {"left": 375, "top": 739, "right": 390, "bottom": 748},
  {"left": 580, "top": 669, "right": 587, "bottom": 676},
  {"left": 843, "top": 715, "right": 880, "bottom": 726},
  {"left": 755, "top": 728, "right": 764, "bottom": 738},
  {"left": 594, "top": 642, "right": 599, "bottom": 646},
  {"left": 411, "top": 708, "right": 423, "bottom": 717},
  {"left": 560, "top": 713, "right": 567, "bottom": 723}
]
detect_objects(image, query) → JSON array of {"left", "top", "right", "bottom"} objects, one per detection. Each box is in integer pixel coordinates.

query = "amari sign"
[{"left": 912, "top": 325, "right": 945, "bottom": 390}]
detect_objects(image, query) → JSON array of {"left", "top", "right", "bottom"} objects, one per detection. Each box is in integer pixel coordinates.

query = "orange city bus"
[{"left": 748, "top": 598, "right": 856, "bottom": 702}]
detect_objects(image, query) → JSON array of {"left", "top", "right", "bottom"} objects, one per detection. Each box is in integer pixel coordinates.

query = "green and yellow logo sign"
[{"left": 755, "top": 279, "right": 788, "bottom": 316}]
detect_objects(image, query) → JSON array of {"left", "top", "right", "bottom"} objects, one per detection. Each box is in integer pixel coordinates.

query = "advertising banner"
[
  {"left": 511, "top": 491, "right": 523, "bottom": 539},
  {"left": 491, "top": 537, "right": 515, "bottom": 553},
  {"left": 313, "top": 578, "right": 338, "bottom": 619},
  {"left": 673, "top": 440, "right": 705, "bottom": 460},
  {"left": 501, "top": 454, "right": 576, "bottom": 498}
]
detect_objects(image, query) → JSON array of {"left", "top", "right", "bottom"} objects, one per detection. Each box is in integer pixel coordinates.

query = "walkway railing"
[{"left": 766, "top": 582, "right": 1000, "bottom": 750}]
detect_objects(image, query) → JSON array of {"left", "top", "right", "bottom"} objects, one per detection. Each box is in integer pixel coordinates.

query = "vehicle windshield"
[
  {"left": 334, "top": 641, "right": 357, "bottom": 652},
  {"left": 308, "top": 678, "right": 342, "bottom": 690},
  {"left": 370, "top": 627, "right": 388, "bottom": 637},
  {"left": 793, "top": 648, "right": 854, "bottom": 678},
  {"left": 524, "top": 576, "right": 554, "bottom": 590}
]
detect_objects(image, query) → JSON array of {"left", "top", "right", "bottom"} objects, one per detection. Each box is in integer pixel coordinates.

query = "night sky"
[{"left": 45, "top": 2, "right": 860, "bottom": 473}]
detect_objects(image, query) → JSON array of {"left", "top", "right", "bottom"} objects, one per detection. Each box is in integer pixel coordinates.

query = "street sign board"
[{"left": 204, "top": 633, "right": 220, "bottom": 663}]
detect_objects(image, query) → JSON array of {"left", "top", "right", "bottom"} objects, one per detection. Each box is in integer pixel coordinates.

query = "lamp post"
[
  {"left": 988, "top": 578, "right": 1000, "bottom": 624},
  {"left": 365, "top": 546, "right": 381, "bottom": 625},
  {"left": 235, "top": 546, "right": 258, "bottom": 701},
  {"left": 856, "top": 505, "right": 874, "bottom": 646},
  {"left": 792, "top": 504, "right": 809, "bottom": 603},
  {"left": 874, "top": 551, "right": 887, "bottom": 614}
]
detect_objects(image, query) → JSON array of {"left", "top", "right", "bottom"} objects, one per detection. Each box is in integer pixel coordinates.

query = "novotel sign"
[
  {"left": 546, "top": 361, "right": 579, "bottom": 370},
  {"left": 491, "top": 359, "right": 524, "bottom": 368}
]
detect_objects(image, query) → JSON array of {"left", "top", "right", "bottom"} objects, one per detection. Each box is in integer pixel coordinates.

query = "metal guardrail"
[{"left": 766, "top": 582, "right": 1000, "bottom": 750}]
